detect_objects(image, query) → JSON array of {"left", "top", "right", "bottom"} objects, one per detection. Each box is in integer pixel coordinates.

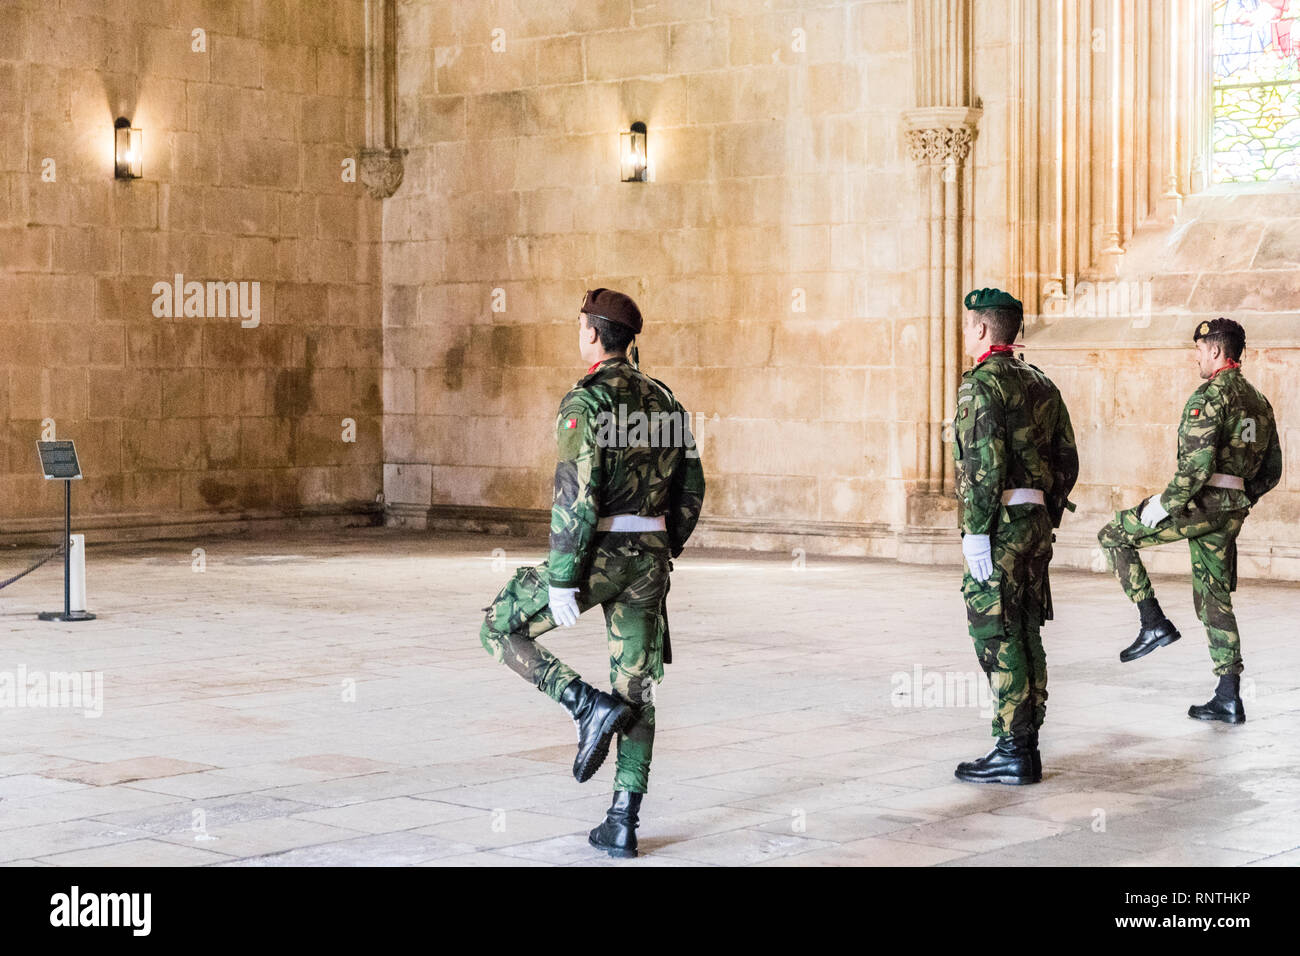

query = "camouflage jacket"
[
  {"left": 1161, "top": 366, "right": 1282, "bottom": 516},
  {"left": 548, "top": 356, "right": 707, "bottom": 588},
  {"left": 953, "top": 352, "right": 1079, "bottom": 536}
]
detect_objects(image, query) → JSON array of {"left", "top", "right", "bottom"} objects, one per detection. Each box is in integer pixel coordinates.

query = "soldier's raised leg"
[
  {"left": 1099, "top": 505, "right": 1249, "bottom": 721},
  {"left": 1097, "top": 500, "right": 1189, "bottom": 662},
  {"left": 479, "top": 562, "right": 634, "bottom": 783},
  {"left": 1097, "top": 504, "right": 1243, "bottom": 661}
]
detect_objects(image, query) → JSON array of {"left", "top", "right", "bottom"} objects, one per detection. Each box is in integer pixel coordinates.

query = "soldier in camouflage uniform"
[
  {"left": 479, "top": 288, "right": 705, "bottom": 858},
  {"left": 953, "top": 288, "right": 1079, "bottom": 786},
  {"left": 1098, "top": 318, "right": 1282, "bottom": 724}
]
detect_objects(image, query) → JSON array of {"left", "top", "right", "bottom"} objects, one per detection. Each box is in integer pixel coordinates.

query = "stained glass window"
[{"left": 1212, "top": 0, "right": 1300, "bottom": 182}]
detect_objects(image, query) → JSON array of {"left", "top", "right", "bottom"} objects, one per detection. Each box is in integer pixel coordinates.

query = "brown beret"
[{"left": 581, "top": 288, "right": 642, "bottom": 335}]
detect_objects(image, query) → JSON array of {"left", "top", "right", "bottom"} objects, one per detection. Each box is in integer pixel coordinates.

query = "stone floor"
[{"left": 1, "top": 527, "right": 1298, "bottom": 867}]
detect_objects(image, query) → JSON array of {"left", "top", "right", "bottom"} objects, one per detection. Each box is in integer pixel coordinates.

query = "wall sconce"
[
  {"left": 114, "top": 117, "right": 142, "bottom": 179},
  {"left": 620, "top": 121, "right": 648, "bottom": 182}
]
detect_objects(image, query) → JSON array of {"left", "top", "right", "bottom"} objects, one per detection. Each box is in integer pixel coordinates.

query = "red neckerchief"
[
  {"left": 977, "top": 344, "right": 1021, "bottom": 364},
  {"left": 586, "top": 355, "right": 628, "bottom": 374},
  {"left": 1209, "top": 359, "right": 1241, "bottom": 380}
]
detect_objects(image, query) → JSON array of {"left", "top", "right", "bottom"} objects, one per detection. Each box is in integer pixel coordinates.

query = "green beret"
[
  {"left": 964, "top": 287, "right": 1023, "bottom": 313},
  {"left": 1194, "top": 317, "right": 1245, "bottom": 348}
]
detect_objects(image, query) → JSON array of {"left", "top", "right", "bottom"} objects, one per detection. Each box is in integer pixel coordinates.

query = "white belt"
[
  {"left": 1207, "top": 473, "right": 1245, "bottom": 491},
  {"left": 596, "top": 514, "right": 667, "bottom": 532},
  {"left": 1001, "top": 488, "right": 1046, "bottom": 506}
]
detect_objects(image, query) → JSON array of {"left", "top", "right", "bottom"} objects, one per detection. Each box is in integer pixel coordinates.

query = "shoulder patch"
[{"left": 556, "top": 407, "right": 590, "bottom": 460}]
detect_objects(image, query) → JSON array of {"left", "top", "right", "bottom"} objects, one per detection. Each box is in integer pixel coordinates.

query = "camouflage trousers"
[
  {"left": 479, "top": 531, "right": 671, "bottom": 794},
  {"left": 1097, "top": 500, "right": 1245, "bottom": 677},
  {"left": 962, "top": 507, "right": 1055, "bottom": 739}
]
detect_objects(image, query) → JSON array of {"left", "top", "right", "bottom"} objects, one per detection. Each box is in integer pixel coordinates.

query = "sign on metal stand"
[{"left": 35, "top": 440, "right": 96, "bottom": 622}]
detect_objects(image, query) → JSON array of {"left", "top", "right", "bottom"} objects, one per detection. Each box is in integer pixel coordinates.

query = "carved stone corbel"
[
  {"left": 360, "top": 147, "right": 408, "bottom": 200},
  {"left": 903, "top": 115, "right": 977, "bottom": 167},
  {"left": 361, "top": 0, "right": 405, "bottom": 199}
]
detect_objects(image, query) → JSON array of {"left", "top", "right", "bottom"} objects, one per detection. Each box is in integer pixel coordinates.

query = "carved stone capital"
[
  {"left": 359, "top": 147, "right": 408, "bottom": 199},
  {"left": 901, "top": 106, "right": 982, "bottom": 166}
]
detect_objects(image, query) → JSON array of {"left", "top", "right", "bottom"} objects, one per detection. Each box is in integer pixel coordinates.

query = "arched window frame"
[{"left": 1207, "top": 0, "right": 1300, "bottom": 184}]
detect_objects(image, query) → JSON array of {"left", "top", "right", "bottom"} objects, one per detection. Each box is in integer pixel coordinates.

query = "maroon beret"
[{"left": 581, "top": 288, "right": 643, "bottom": 335}]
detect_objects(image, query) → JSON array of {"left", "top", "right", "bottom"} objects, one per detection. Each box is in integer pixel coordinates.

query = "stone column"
[
  {"left": 1010, "top": 0, "right": 1209, "bottom": 316},
  {"left": 898, "top": 0, "right": 979, "bottom": 564},
  {"left": 360, "top": 0, "right": 406, "bottom": 200}
]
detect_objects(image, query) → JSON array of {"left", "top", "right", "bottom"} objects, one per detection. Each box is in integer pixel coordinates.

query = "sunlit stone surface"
[{"left": 2, "top": 530, "right": 1296, "bottom": 866}]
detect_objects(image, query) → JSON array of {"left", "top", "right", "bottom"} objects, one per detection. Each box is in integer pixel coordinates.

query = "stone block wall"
[
  {"left": 384, "top": 0, "right": 922, "bottom": 553},
  {"left": 4, "top": 1, "right": 1294, "bottom": 581},
  {"left": 0, "top": 0, "right": 383, "bottom": 539}
]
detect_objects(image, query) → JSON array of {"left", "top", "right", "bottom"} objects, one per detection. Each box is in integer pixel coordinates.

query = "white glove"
[
  {"left": 548, "top": 586, "right": 580, "bottom": 627},
  {"left": 962, "top": 533, "right": 993, "bottom": 582},
  {"left": 1139, "top": 495, "right": 1170, "bottom": 528}
]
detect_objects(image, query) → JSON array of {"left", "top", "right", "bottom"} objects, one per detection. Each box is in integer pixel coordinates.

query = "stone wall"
[
  {"left": 0, "top": 0, "right": 383, "bottom": 541},
  {"left": 4, "top": 1, "right": 1294, "bottom": 579},
  {"left": 383, "top": 0, "right": 920, "bottom": 557}
]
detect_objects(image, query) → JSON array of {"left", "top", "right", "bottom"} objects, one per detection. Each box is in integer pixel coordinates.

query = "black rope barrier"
[{"left": 0, "top": 542, "right": 67, "bottom": 591}]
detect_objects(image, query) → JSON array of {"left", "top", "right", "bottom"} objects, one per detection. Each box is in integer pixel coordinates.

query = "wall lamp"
[
  {"left": 620, "top": 121, "right": 648, "bottom": 182},
  {"left": 114, "top": 117, "right": 142, "bottom": 179}
]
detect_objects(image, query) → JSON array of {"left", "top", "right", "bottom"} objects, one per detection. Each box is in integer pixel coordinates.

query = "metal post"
[{"left": 64, "top": 479, "right": 71, "bottom": 618}]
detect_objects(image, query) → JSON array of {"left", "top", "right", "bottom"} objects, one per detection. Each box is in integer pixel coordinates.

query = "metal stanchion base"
[{"left": 37, "top": 611, "right": 97, "bottom": 622}]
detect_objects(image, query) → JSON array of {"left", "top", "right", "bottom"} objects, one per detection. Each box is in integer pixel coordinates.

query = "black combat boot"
[
  {"left": 589, "top": 791, "right": 642, "bottom": 858},
  {"left": 955, "top": 736, "right": 1036, "bottom": 785},
  {"left": 1188, "top": 674, "right": 1246, "bottom": 724},
  {"left": 559, "top": 680, "right": 633, "bottom": 783},
  {"left": 1119, "top": 600, "right": 1181, "bottom": 663},
  {"left": 1027, "top": 729, "right": 1043, "bottom": 783}
]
